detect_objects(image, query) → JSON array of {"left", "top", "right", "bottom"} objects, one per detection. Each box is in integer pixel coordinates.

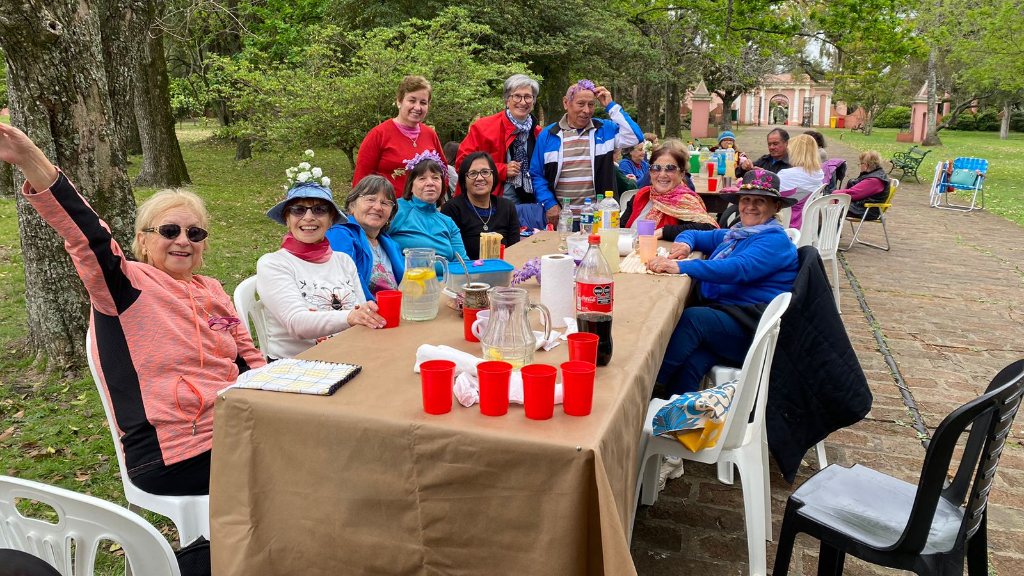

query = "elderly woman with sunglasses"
[
  {"left": 257, "top": 165, "right": 387, "bottom": 361},
  {"left": 0, "top": 123, "right": 263, "bottom": 496},
  {"left": 621, "top": 147, "right": 718, "bottom": 240}
]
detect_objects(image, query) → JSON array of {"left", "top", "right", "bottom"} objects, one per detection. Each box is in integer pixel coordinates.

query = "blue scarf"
[
  {"left": 506, "top": 110, "right": 533, "bottom": 196},
  {"left": 712, "top": 219, "right": 783, "bottom": 260}
]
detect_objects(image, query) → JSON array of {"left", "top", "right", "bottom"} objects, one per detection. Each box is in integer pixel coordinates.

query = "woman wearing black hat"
[{"left": 647, "top": 169, "right": 799, "bottom": 396}]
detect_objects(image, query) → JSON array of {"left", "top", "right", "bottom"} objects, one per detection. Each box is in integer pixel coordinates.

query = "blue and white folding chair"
[{"left": 929, "top": 157, "right": 987, "bottom": 212}]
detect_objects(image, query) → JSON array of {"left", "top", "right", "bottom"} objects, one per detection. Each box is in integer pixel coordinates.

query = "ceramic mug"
[{"left": 471, "top": 310, "right": 491, "bottom": 340}]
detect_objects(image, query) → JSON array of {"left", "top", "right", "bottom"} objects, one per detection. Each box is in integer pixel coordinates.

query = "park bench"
[{"left": 889, "top": 146, "right": 931, "bottom": 183}]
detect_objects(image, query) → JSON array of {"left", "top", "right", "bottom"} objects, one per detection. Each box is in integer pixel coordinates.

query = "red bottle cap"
[{"left": 588, "top": 234, "right": 601, "bottom": 245}]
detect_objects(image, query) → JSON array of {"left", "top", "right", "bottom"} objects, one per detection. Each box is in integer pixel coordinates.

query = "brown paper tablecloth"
[{"left": 211, "top": 231, "right": 692, "bottom": 576}]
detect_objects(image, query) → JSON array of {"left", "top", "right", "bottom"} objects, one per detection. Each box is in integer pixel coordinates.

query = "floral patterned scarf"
[{"left": 625, "top": 184, "right": 718, "bottom": 229}]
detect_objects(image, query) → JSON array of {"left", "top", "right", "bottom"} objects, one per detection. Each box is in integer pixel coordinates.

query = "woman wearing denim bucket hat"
[
  {"left": 646, "top": 169, "right": 798, "bottom": 396},
  {"left": 257, "top": 151, "right": 387, "bottom": 360}
]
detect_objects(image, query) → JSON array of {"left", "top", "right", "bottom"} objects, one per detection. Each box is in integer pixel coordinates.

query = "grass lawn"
[
  {"left": 0, "top": 126, "right": 354, "bottom": 572},
  {"left": 818, "top": 127, "right": 1024, "bottom": 227}
]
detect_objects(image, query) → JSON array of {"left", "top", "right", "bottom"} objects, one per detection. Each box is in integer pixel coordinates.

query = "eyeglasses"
[
  {"left": 286, "top": 204, "right": 333, "bottom": 218},
  {"left": 650, "top": 164, "right": 680, "bottom": 173},
  {"left": 358, "top": 196, "right": 395, "bottom": 209},
  {"left": 143, "top": 224, "right": 209, "bottom": 243},
  {"left": 208, "top": 316, "right": 241, "bottom": 331},
  {"left": 509, "top": 94, "right": 534, "bottom": 103},
  {"left": 467, "top": 169, "right": 493, "bottom": 180}
]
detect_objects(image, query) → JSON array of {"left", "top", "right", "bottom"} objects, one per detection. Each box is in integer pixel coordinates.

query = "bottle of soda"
[
  {"left": 580, "top": 198, "right": 595, "bottom": 234},
  {"left": 599, "top": 190, "right": 620, "bottom": 230},
  {"left": 575, "top": 234, "right": 613, "bottom": 366}
]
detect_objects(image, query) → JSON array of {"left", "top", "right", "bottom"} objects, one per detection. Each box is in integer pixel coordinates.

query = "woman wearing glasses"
[
  {"left": 455, "top": 74, "right": 542, "bottom": 204},
  {"left": 0, "top": 123, "right": 263, "bottom": 496},
  {"left": 621, "top": 147, "right": 718, "bottom": 240},
  {"left": 257, "top": 171, "right": 386, "bottom": 361},
  {"left": 326, "top": 175, "right": 405, "bottom": 300},
  {"left": 441, "top": 152, "right": 520, "bottom": 259}
]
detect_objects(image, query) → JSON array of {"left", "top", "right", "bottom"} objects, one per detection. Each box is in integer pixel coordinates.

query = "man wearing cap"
[
  {"left": 647, "top": 168, "right": 798, "bottom": 395},
  {"left": 736, "top": 128, "right": 792, "bottom": 177},
  {"left": 530, "top": 79, "right": 645, "bottom": 225}
]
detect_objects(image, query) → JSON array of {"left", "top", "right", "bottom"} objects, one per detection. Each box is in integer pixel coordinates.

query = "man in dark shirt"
[{"left": 736, "top": 128, "right": 792, "bottom": 177}]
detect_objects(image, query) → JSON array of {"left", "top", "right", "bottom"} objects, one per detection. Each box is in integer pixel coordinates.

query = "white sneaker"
[{"left": 657, "top": 456, "right": 685, "bottom": 492}]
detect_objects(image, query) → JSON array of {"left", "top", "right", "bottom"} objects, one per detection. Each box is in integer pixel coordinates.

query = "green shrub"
[
  {"left": 873, "top": 106, "right": 911, "bottom": 128},
  {"left": 974, "top": 109, "right": 999, "bottom": 131},
  {"left": 1010, "top": 110, "right": 1024, "bottom": 132},
  {"left": 949, "top": 112, "right": 976, "bottom": 131}
]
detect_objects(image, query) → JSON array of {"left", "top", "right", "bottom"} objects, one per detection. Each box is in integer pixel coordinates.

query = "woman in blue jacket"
[
  {"left": 646, "top": 169, "right": 799, "bottom": 395},
  {"left": 326, "top": 175, "right": 405, "bottom": 300}
]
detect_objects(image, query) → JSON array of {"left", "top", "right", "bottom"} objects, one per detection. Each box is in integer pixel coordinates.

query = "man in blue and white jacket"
[{"left": 530, "top": 79, "right": 644, "bottom": 226}]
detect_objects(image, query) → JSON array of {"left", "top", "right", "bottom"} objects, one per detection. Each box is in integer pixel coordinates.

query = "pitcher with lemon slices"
[{"left": 399, "top": 248, "right": 449, "bottom": 321}]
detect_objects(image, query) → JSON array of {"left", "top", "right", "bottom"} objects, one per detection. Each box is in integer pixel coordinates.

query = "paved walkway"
[{"left": 630, "top": 126, "right": 1024, "bottom": 575}]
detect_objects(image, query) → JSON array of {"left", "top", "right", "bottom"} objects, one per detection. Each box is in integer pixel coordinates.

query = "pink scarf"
[{"left": 281, "top": 233, "right": 333, "bottom": 263}]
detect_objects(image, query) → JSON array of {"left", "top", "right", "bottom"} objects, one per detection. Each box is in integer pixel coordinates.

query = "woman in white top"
[
  {"left": 257, "top": 164, "right": 386, "bottom": 359},
  {"left": 776, "top": 134, "right": 825, "bottom": 229}
]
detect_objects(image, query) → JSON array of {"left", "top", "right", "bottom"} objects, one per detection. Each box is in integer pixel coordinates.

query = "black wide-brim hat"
[{"left": 718, "top": 168, "right": 798, "bottom": 207}]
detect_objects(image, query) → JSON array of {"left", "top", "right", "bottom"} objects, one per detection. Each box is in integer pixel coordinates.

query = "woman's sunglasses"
[
  {"left": 650, "top": 164, "right": 680, "bottom": 173},
  {"left": 286, "top": 203, "right": 334, "bottom": 218},
  {"left": 143, "top": 224, "right": 209, "bottom": 243}
]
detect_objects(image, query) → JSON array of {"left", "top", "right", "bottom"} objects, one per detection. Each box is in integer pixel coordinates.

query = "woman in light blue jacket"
[{"left": 388, "top": 151, "right": 469, "bottom": 263}]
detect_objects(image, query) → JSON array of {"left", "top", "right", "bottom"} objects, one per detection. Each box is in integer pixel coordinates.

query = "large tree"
[{"left": 0, "top": 0, "right": 136, "bottom": 367}]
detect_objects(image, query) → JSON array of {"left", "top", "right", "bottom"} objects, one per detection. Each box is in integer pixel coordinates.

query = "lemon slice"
[
  {"left": 401, "top": 281, "right": 424, "bottom": 297},
  {"left": 484, "top": 347, "right": 504, "bottom": 361}
]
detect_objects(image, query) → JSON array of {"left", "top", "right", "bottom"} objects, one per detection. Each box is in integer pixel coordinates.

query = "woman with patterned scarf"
[
  {"left": 455, "top": 74, "right": 542, "bottom": 204},
  {"left": 621, "top": 147, "right": 718, "bottom": 240},
  {"left": 646, "top": 169, "right": 799, "bottom": 395}
]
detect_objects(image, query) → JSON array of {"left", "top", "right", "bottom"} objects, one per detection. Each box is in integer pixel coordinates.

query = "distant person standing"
[{"left": 353, "top": 75, "right": 445, "bottom": 193}]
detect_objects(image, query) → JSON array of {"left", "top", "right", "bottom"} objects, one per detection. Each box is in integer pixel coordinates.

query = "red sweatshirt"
[
  {"left": 352, "top": 119, "right": 444, "bottom": 193},
  {"left": 24, "top": 173, "right": 265, "bottom": 476}
]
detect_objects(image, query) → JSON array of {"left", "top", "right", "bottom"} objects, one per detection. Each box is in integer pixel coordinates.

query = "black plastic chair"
[{"left": 773, "top": 359, "right": 1024, "bottom": 576}]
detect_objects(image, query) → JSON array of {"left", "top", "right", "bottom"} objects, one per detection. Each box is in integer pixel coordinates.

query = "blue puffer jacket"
[
  {"left": 325, "top": 222, "right": 405, "bottom": 301},
  {"left": 675, "top": 226, "right": 798, "bottom": 305}
]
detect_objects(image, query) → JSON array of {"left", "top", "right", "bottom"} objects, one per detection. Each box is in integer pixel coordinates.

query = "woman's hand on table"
[
  {"left": 646, "top": 256, "right": 680, "bottom": 275},
  {"left": 348, "top": 301, "right": 387, "bottom": 329},
  {"left": 668, "top": 242, "right": 691, "bottom": 259}
]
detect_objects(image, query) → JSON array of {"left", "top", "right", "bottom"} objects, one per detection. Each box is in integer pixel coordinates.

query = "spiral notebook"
[{"left": 233, "top": 359, "right": 362, "bottom": 396}]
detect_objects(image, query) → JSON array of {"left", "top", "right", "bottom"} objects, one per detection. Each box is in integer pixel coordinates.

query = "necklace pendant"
[
  {"left": 482, "top": 224, "right": 488, "bottom": 231},
  {"left": 413, "top": 141, "right": 417, "bottom": 148}
]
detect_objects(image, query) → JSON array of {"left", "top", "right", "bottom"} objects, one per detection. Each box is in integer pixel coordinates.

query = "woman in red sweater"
[{"left": 352, "top": 75, "right": 445, "bottom": 193}]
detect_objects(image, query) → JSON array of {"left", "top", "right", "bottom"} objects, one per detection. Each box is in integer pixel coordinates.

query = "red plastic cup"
[
  {"left": 561, "top": 361, "right": 596, "bottom": 416},
  {"left": 376, "top": 290, "right": 402, "bottom": 329},
  {"left": 464, "top": 308, "right": 483, "bottom": 342},
  {"left": 567, "top": 332, "right": 599, "bottom": 365},
  {"left": 420, "top": 360, "right": 455, "bottom": 415},
  {"left": 477, "top": 361, "right": 512, "bottom": 416},
  {"left": 521, "top": 364, "right": 557, "bottom": 420},
  {"left": 707, "top": 177, "right": 719, "bottom": 192},
  {"left": 706, "top": 162, "right": 716, "bottom": 178}
]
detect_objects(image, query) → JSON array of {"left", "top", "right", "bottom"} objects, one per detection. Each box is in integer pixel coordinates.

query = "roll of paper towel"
[{"left": 540, "top": 253, "right": 575, "bottom": 328}]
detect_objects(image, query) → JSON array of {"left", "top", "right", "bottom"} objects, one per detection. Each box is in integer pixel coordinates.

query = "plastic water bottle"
[
  {"left": 699, "top": 145, "right": 710, "bottom": 166},
  {"left": 599, "top": 191, "right": 620, "bottom": 231},
  {"left": 580, "top": 198, "right": 595, "bottom": 234},
  {"left": 724, "top": 147, "right": 735, "bottom": 187},
  {"left": 557, "top": 198, "right": 572, "bottom": 251}
]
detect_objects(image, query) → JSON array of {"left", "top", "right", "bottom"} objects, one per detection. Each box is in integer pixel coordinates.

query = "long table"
[{"left": 210, "top": 232, "right": 693, "bottom": 575}]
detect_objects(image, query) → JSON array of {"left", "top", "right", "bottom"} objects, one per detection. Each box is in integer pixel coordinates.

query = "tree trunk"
[
  {"left": 0, "top": 160, "right": 13, "bottom": 198},
  {"left": 132, "top": 0, "right": 190, "bottom": 187},
  {"left": 99, "top": 0, "right": 139, "bottom": 167},
  {"left": 922, "top": 46, "right": 942, "bottom": 146},
  {"left": 718, "top": 92, "right": 736, "bottom": 130},
  {"left": 1000, "top": 99, "right": 1011, "bottom": 140},
  {"left": 664, "top": 81, "right": 681, "bottom": 139},
  {"left": 0, "top": 0, "right": 136, "bottom": 368},
  {"left": 636, "top": 82, "right": 660, "bottom": 136},
  {"left": 235, "top": 138, "right": 252, "bottom": 161}
]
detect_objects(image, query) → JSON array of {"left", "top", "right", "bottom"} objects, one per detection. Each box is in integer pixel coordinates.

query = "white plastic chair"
[
  {"left": 784, "top": 228, "right": 801, "bottom": 245},
  {"left": 233, "top": 275, "right": 270, "bottom": 360},
  {"left": 798, "top": 193, "right": 851, "bottom": 311},
  {"left": 86, "top": 330, "right": 210, "bottom": 545},
  {"left": 635, "top": 292, "right": 791, "bottom": 576},
  {"left": 0, "top": 475, "right": 180, "bottom": 576},
  {"left": 619, "top": 188, "right": 637, "bottom": 212}
]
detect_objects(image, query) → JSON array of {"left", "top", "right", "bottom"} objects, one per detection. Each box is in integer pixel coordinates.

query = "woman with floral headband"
[
  {"left": 646, "top": 169, "right": 798, "bottom": 396},
  {"left": 352, "top": 75, "right": 445, "bottom": 193},
  {"left": 388, "top": 151, "right": 470, "bottom": 263},
  {"left": 257, "top": 152, "right": 387, "bottom": 361},
  {"left": 0, "top": 123, "right": 264, "bottom": 496},
  {"left": 621, "top": 147, "right": 717, "bottom": 241}
]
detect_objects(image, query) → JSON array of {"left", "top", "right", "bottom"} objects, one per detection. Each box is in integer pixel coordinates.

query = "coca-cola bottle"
[{"left": 575, "top": 234, "right": 613, "bottom": 366}]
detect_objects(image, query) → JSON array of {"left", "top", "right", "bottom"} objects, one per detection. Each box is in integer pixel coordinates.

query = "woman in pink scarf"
[
  {"left": 257, "top": 158, "right": 386, "bottom": 360},
  {"left": 621, "top": 147, "right": 719, "bottom": 240}
]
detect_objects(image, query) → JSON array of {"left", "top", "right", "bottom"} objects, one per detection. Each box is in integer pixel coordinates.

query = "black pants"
[{"left": 130, "top": 450, "right": 211, "bottom": 496}]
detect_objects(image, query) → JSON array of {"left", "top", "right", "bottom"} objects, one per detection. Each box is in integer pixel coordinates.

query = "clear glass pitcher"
[
  {"left": 399, "top": 248, "right": 449, "bottom": 322},
  {"left": 479, "top": 287, "right": 551, "bottom": 370}
]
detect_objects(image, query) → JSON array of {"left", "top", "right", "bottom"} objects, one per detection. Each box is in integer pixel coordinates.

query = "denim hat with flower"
[{"left": 266, "top": 150, "right": 347, "bottom": 225}]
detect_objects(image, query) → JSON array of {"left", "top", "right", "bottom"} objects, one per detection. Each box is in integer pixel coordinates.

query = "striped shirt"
[{"left": 554, "top": 116, "right": 596, "bottom": 203}]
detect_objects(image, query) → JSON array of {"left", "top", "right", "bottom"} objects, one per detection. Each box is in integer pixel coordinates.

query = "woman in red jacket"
[
  {"left": 353, "top": 75, "right": 445, "bottom": 193},
  {"left": 455, "top": 74, "right": 542, "bottom": 204}
]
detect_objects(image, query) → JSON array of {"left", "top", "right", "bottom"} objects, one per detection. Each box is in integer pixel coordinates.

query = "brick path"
[{"left": 630, "top": 126, "right": 1024, "bottom": 575}]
